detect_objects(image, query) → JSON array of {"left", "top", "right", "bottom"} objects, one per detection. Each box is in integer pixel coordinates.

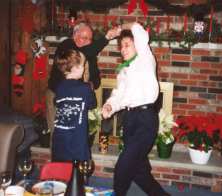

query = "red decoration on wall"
[
  {"left": 68, "top": 17, "right": 76, "bottom": 28},
  {"left": 33, "top": 97, "right": 46, "bottom": 115},
  {"left": 16, "top": 50, "right": 27, "bottom": 65},
  {"left": 12, "top": 76, "right": 25, "bottom": 96},
  {"left": 17, "top": 2, "right": 37, "bottom": 33},
  {"left": 128, "top": 0, "right": 149, "bottom": 17},
  {"left": 156, "top": 18, "right": 160, "bottom": 34},
  {"left": 140, "top": 0, "right": 149, "bottom": 17},
  {"left": 209, "top": 6, "right": 214, "bottom": 34},
  {"left": 167, "top": 16, "right": 170, "bottom": 31},
  {"left": 128, "top": 0, "right": 137, "bottom": 15},
  {"left": 103, "top": 15, "right": 108, "bottom": 29},
  {"left": 184, "top": 13, "right": 188, "bottom": 32},
  {"left": 12, "top": 49, "right": 27, "bottom": 96},
  {"left": 33, "top": 55, "right": 47, "bottom": 80}
]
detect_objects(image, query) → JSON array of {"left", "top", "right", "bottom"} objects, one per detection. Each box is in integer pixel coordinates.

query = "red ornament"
[
  {"left": 33, "top": 55, "right": 47, "bottom": 80},
  {"left": 140, "top": 0, "right": 149, "bottom": 17},
  {"left": 68, "top": 17, "right": 76, "bottom": 28},
  {"left": 128, "top": 0, "right": 137, "bottom": 15},
  {"left": 33, "top": 97, "right": 46, "bottom": 115},
  {"left": 167, "top": 16, "right": 170, "bottom": 31},
  {"left": 184, "top": 13, "right": 188, "bottom": 32},
  {"left": 18, "top": 2, "right": 37, "bottom": 33},
  {"left": 16, "top": 49, "right": 27, "bottom": 65},
  {"left": 12, "top": 49, "right": 27, "bottom": 96},
  {"left": 103, "top": 15, "right": 108, "bottom": 29},
  {"left": 128, "top": 0, "right": 149, "bottom": 17},
  {"left": 209, "top": 6, "right": 214, "bottom": 34},
  {"left": 156, "top": 18, "right": 160, "bottom": 34},
  {"left": 12, "top": 75, "right": 25, "bottom": 96}
]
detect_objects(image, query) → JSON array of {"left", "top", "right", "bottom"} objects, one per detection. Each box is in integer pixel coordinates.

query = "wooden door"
[{"left": 0, "top": 1, "right": 11, "bottom": 108}]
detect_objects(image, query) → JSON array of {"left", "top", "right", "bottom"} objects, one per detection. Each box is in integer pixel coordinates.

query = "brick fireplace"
[
  {"left": 36, "top": 37, "right": 222, "bottom": 193},
  {"left": 30, "top": 1, "right": 222, "bottom": 192},
  {"left": 31, "top": 143, "right": 222, "bottom": 192}
]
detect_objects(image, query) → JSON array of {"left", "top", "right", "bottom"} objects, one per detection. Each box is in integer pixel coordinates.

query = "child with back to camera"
[{"left": 52, "top": 49, "right": 96, "bottom": 162}]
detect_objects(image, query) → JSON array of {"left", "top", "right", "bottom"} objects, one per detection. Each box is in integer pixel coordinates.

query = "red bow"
[
  {"left": 32, "top": 97, "right": 46, "bottom": 115},
  {"left": 128, "top": 0, "right": 149, "bottom": 17}
]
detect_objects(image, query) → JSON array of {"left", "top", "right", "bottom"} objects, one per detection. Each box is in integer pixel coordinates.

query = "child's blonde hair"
[{"left": 57, "top": 49, "right": 89, "bottom": 82}]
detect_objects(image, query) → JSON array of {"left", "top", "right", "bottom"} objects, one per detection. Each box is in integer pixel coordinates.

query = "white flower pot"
[{"left": 188, "top": 147, "right": 212, "bottom": 165}]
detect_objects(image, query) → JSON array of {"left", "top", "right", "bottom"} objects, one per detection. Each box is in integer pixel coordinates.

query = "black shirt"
[{"left": 48, "top": 36, "right": 109, "bottom": 92}]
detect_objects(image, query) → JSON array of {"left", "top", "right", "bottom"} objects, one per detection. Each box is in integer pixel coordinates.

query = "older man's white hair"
[{"left": 73, "top": 22, "right": 93, "bottom": 36}]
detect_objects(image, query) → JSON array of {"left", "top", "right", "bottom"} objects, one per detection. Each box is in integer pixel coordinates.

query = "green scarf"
[{"left": 116, "top": 54, "right": 137, "bottom": 72}]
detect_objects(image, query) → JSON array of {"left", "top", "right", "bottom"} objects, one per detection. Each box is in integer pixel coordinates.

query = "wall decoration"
[
  {"left": 18, "top": 1, "right": 37, "bottom": 33},
  {"left": 31, "top": 38, "right": 46, "bottom": 58},
  {"left": 128, "top": 0, "right": 149, "bottom": 17},
  {"left": 33, "top": 55, "right": 47, "bottom": 80},
  {"left": 11, "top": 50, "right": 27, "bottom": 96},
  {"left": 68, "top": 7, "right": 77, "bottom": 28},
  {"left": 55, "top": 0, "right": 222, "bottom": 17},
  {"left": 49, "top": 1, "right": 222, "bottom": 48},
  {"left": 209, "top": 5, "right": 214, "bottom": 40}
]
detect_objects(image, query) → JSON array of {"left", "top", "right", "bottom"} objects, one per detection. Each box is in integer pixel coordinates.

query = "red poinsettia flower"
[{"left": 174, "top": 115, "right": 222, "bottom": 152}]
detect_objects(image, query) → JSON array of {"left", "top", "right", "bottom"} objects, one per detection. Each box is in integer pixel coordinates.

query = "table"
[
  {"left": 85, "top": 186, "right": 114, "bottom": 196},
  {"left": 21, "top": 180, "right": 114, "bottom": 196}
]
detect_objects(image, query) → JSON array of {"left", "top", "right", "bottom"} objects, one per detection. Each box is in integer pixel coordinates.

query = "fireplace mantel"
[{"left": 45, "top": 36, "right": 222, "bottom": 50}]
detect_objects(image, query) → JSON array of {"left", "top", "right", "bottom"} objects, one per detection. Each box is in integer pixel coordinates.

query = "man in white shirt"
[{"left": 102, "top": 23, "right": 170, "bottom": 196}]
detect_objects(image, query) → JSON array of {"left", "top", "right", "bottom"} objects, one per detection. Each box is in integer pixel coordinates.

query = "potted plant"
[
  {"left": 156, "top": 109, "right": 177, "bottom": 159},
  {"left": 88, "top": 108, "right": 102, "bottom": 147},
  {"left": 174, "top": 115, "right": 222, "bottom": 164}
]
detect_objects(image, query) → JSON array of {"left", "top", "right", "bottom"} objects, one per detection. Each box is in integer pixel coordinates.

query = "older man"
[{"left": 48, "top": 22, "right": 118, "bottom": 91}]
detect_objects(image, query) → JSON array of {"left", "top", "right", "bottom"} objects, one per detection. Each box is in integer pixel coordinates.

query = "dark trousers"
[{"left": 113, "top": 107, "right": 168, "bottom": 196}]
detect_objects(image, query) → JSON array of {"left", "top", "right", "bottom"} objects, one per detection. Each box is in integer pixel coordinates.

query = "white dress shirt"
[{"left": 106, "top": 23, "right": 159, "bottom": 115}]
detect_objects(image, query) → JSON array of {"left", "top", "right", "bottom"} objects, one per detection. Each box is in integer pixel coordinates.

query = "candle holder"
[
  {"left": 99, "top": 132, "right": 109, "bottom": 154},
  {"left": 78, "top": 160, "right": 95, "bottom": 185}
]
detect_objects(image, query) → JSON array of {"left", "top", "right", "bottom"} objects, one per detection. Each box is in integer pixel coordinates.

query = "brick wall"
[
  {"left": 29, "top": 1, "right": 222, "bottom": 192},
  {"left": 55, "top": 1, "right": 222, "bottom": 118},
  {"left": 13, "top": 0, "right": 222, "bottom": 117},
  {"left": 31, "top": 146, "right": 222, "bottom": 192},
  {"left": 98, "top": 42, "right": 222, "bottom": 118}
]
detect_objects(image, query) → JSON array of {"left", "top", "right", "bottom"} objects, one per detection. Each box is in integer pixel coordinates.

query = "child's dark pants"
[{"left": 114, "top": 106, "right": 169, "bottom": 196}]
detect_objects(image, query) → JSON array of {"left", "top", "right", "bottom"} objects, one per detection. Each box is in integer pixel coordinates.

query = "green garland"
[
  {"left": 31, "top": 4, "right": 222, "bottom": 49},
  {"left": 141, "top": 17, "right": 222, "bottom": 48},
  {"left": 56, "top": 0, "right": 222, "bottom": 18}
]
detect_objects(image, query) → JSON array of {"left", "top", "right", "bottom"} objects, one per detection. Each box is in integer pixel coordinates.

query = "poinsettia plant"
[
  {"left": 174, "top": 115, "right": 222, "bottom": 152},
  {"left": 88, "top": 108, "right": 102, "bottom": 136},
  {"left": 156, "top": 109, "right": 177, "bottom": 145}
]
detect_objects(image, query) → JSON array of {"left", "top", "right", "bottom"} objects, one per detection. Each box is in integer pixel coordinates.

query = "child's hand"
[{"left": 102, "top": 104, "right": 112, "bottom": 119}]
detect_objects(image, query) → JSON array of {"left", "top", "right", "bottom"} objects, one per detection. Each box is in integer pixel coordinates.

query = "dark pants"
[{"left": 113, "top": 107, "right": 168, "bottom": 196}]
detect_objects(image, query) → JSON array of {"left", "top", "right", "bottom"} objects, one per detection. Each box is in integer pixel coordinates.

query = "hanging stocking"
[
  {"left": 33, "top": 55, "right": 47, "bottom": 80},
  {"left": 12, "top": 49, "right": 27, "bottom": 96}
]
